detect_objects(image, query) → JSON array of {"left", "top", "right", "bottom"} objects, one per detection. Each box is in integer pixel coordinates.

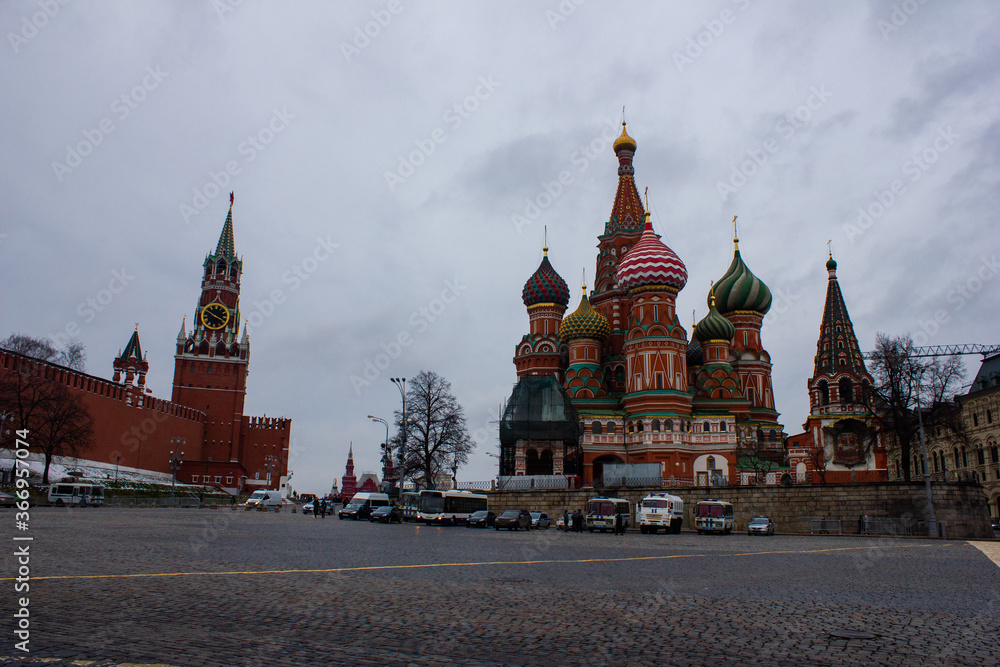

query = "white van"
[
  {"left": 47, "top": 482, "right": 104, "bottom": 507},
  {"left": 245, "top": 489, "right": 284, "bottom": 510},
  {"left": 585, "top": 496, "right": 631, "bottom": 532},
  {"left": 694, "top": 499, "right": 734, "bottom": 534},
  {"left": 637, "top": 492, "right": 683, "bottom": 534},
  {"left": 338, "top": 491, "right": 390, "bottom": 520}
]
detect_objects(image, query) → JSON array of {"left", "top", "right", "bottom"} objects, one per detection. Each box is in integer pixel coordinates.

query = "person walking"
[
  {"left": 562, "top": 510, "right": 570, "bottom": 531},
  {"left": 857, "top": 515, "right": 864, "bottom": 534},
  {"left": 614, "top": 511, "right": 624, "bottom": 536},
  {"left": 320, "top": 498, "right": 327, "bottom": 518}
]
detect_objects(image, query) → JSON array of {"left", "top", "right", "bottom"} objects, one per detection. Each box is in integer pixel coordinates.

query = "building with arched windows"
[
  {"left": 786, "top": 256, "right": 887, "bottom": 483},
  {"left": 501, "top": 124, "right": 786, "bottom": 486}
]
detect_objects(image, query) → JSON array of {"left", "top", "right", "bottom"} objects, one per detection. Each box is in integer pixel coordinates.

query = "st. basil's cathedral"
[{"left": 500, "top": 123, "right": 887, "bottom": 486}]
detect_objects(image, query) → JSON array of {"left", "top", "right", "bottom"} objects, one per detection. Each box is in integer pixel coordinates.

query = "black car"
[
  {"left": 466, "top": 510, "right": 496, "bottom": 528},
  {"left": 495, "top": 509, "right": 531, "bottom": 531},
  {"left": 369, "top": 505, "right": 403, "bottom": 523}
]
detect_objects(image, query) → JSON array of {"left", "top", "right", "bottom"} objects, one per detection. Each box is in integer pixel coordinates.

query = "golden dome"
[{"left": 613, "top": 122, "right": 636, "bottom": 153}]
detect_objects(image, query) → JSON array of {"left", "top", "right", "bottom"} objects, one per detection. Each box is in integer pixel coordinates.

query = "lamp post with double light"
[
  {"left": 168, "top": 438, "right": 186, "bottom": 503},
  {"left": 368, "top": 414, "right": 393, "bottom": 493},
  {"left": 390, "top": 378, "right": 406, "bottom": 491}
]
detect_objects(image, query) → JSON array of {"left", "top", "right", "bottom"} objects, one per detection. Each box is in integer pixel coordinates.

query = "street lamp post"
[
  {"left": 368, "top": 415, "right": 391, "bottom": 492},
  {"left": 168, "top": 438, "right": 186, "bottom": 503},
  {"left": 263, "top": 454, "right": 277, "bottom": 490},
  {"left": 914, "top": 370, "right": 938, "bottom": 537},
  {"left": 390, "top": 377, "right": 406, "bottom": 490}
]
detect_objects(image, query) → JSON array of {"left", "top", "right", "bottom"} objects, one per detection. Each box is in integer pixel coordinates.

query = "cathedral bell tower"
[{"left": 172, "top": 193, "right": 250, "bottom": 464}]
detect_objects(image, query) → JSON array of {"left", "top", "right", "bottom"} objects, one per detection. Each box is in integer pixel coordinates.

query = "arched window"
[
  {"left": 962, "top": 447, "right": 968, "bottom": 468},
  {"left": 988, "top": 409, "right": 993, "bottom": 423},
  {"left": 707, "top": 455, "right": 716, "bottom": 470},
  {"left": 606, "top": 422, "right": 616, "bottom": 435},
  {"left": 216, "top": 259, "right": 226, "bottom": 276},
  {"left": 626, "top": 421, "right": 633, "bottom": 434},
  {"left": 205, "top": 265, "right": 212, "bottom": 279},
  {"left": 592, "top": 421, "right": 602, "bottom": 435},
  {"left": 636, "top": 421, "right": 644, "bottom": 433},
  {"left": 933, "top": 451, "right": 939, "bottom": 473},
  {"left": 230, "top": 262, "right": 240, "bottom": 279},
  {"left": 954, "top": 447, "right": 960, "bottom": 469},
  {"left": 769, "top": 429, "right": 777, "bottom": 443},
  {"left": 992, "top": 445, "right": 999, "bottom": 463},
  {"left": 198, "top": 340, "right": 209, "bottom": 355},
  {"left": 703, "top": 421, "right": 711, "bottom": 433},
  {"left": 215, "top": 342, "right": 227, "bottom": 357},
  {"left": 978, "top": 448, "right": 986, "bottom": 466},
  {"left": 720, "top": 422, "right": 727, "bottom": 432},
  {"left": 974, "top": 413, "right": 979, "bottom": 427},
  {"left": 817, "top": 380, "right": 829, "bottom": 406},
  {"left": 664, "top": 419, "right": 673, "bottom": 432},
  {"left": 651, "top": 419, "right": 660, "bottom": 432},
  {"left": 839, "top": 377, "right": 853, "bottom": 403}
]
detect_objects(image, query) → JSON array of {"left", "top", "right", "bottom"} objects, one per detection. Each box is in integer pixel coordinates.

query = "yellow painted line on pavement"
[
  {"left": 2, "top": 543, "right": 941, "bottom": 583},
  {"left": 968, "top": 540, "right": 1000, "bottom": 568}
]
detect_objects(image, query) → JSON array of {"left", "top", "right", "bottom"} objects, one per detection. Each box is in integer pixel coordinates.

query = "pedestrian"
[
  {"left": 863, "top": 514, "right": 869, "bottom": 535},
  {"left": 857, "top": 515, "right": 864, "bottom": 534},
  {"left": 562, "top": 510, "right": 569, "bottom": 531},
  {"left": 320, "top": 499, "right": 327, "bottom": 518},
  {"left": 313, "top": 500, "right": 319, "bottom": 518},
  {"left": 614, "top": 511, "right": 624, "bottom": 536},
  {"left": 573, "top": 509, "right": 583, "bottom": 532}
]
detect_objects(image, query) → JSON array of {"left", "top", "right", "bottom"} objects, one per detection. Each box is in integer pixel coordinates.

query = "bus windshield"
[
  {"left": 642, "top": 499, "right": 669, "bottom": 508},
  {"left": 696, "top": 504, "right": 725, "bottom": 517},
  {"left": 421, "top": 495, "right": 445, "bottom": 513}
]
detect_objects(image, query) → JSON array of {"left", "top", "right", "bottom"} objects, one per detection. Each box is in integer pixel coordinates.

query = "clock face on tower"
[{"left": 201, "top": 303, "right": 230, "bottom": 330}]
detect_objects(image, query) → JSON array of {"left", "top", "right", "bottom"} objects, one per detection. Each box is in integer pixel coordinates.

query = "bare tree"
[
  {"left": 864, "top": 333, "right": 966, "bottom": 482},
  {"left": 809, "top": 444, "right": 830, "bottom": 484},
  {"left": 1, "top": 333, "right": 86, "bottom": 371},
  {"left": 391, "top": 371, "right": 472, "bottom": 490},
  {"left": 735, "top": 436, "right": 780, "bottom": 485},
  {"left": 0, "top": 342, "right": 95, "bottom": 483}
]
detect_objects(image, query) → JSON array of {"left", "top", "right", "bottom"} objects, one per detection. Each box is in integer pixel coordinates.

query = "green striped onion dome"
[
  {"left": 695, "top": 296, "right": 736, "bottom": 343},
  {"left": 687, "top": 333, "right": 703, "bottom": 367},
  {"left": 560, "top": 293, "right": 611, "bottom": 342},
  {"left": 711, "top": 245, "right": 771, "bottom": 315},
  {"left": 522, "top": 253, "right": 570, "bottom": 307}
]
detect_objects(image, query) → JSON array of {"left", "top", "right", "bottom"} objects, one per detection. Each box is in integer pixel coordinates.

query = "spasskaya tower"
[{"left": 172, "top": 193, "right": 250, "bottom": 464}]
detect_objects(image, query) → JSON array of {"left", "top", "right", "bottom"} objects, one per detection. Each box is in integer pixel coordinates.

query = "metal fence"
[
  {"left": 104, "top": 496, "right": 220, "bottom": 508},
  {"left": 808, "top": 518, "right": 842, "bottom": 535},
  {"left": 863, "top": 517, "right": 912, "bottom": 536},
  {"left": 496, "top": 475, "right": 573, "bottom": 490}
]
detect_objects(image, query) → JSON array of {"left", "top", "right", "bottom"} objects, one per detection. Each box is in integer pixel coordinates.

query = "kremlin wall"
[{"left": 0, "top": 197, "right": 291, "bottom": 494}]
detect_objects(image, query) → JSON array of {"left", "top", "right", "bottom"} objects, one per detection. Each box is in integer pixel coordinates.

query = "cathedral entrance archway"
[
  {"left": 526, "top": 448, "right": 553, "bottom": 476},
  {"left": 592, "top": 454, "right": 624, "bottom": 485}
]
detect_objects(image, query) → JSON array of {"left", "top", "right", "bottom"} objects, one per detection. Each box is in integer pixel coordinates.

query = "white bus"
[
  {"left": 47, "top": 482, "right": 104, "bottom": 507},
  {"left": 400, "top": 491, "right": 420, "bottom": 522},
  {"left": 586, "top": 496, "right": 631, "bottom": 532},
  {"left": 416, "top": 489, "right": 488, "bottom": 525},
  {"left": 694, "top": 499, "right": 734, "bottom": 534}
]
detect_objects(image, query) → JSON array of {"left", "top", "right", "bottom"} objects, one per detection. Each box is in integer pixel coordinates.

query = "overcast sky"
[{"left": 2, "top": 1, "right": 998, "bottom": 495}]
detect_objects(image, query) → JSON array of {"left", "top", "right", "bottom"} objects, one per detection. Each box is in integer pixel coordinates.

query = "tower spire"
[
  {"left": 733, "top": 215, "right": 739, "bottom": 250},
  {"left": 215, "top": 192, "right": 236, "bottom": 259}
]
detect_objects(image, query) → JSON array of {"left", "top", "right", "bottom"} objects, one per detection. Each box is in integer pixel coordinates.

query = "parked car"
[
  {"left": 530, "top": 511, "right": 551, "bottom": 529},
  {"left": 466, "top": 510, "right": 496, "bottom": 528},
  {"left": 556, "top": 515, "right": 568, "bottom": 531},
  {"left": 747, "top": 516, "right": 775, "bottom": 536},
  {"left": 495, "top": 509, "right": 532, "bottom": 531},
  {"left": 302, "top": 501, "right": 314, "bottom": 515},
  {"left": 369, "top": 505, "right": 403, "bottom": 523},
  {"left": 0, "top": 491, "right": 16, "bottom": 508}
]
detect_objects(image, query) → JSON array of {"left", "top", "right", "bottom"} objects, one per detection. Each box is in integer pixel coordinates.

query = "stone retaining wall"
[{"left": 487, "top": 482, "right": 994, "bottom": 539}]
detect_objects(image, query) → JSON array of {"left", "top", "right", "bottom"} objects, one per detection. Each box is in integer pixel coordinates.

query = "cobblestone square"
[{"left": 2, "top": 508, "right": 999, "bottom": 666}]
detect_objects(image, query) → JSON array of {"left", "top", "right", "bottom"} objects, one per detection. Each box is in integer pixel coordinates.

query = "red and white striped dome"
[{"left": 615, "top": 215, "right": 687, "bottom": 292}]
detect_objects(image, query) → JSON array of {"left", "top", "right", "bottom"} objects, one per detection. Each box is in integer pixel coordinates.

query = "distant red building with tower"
[{"left": 0, "top": 195, "right": 291, "bottom": 493}]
